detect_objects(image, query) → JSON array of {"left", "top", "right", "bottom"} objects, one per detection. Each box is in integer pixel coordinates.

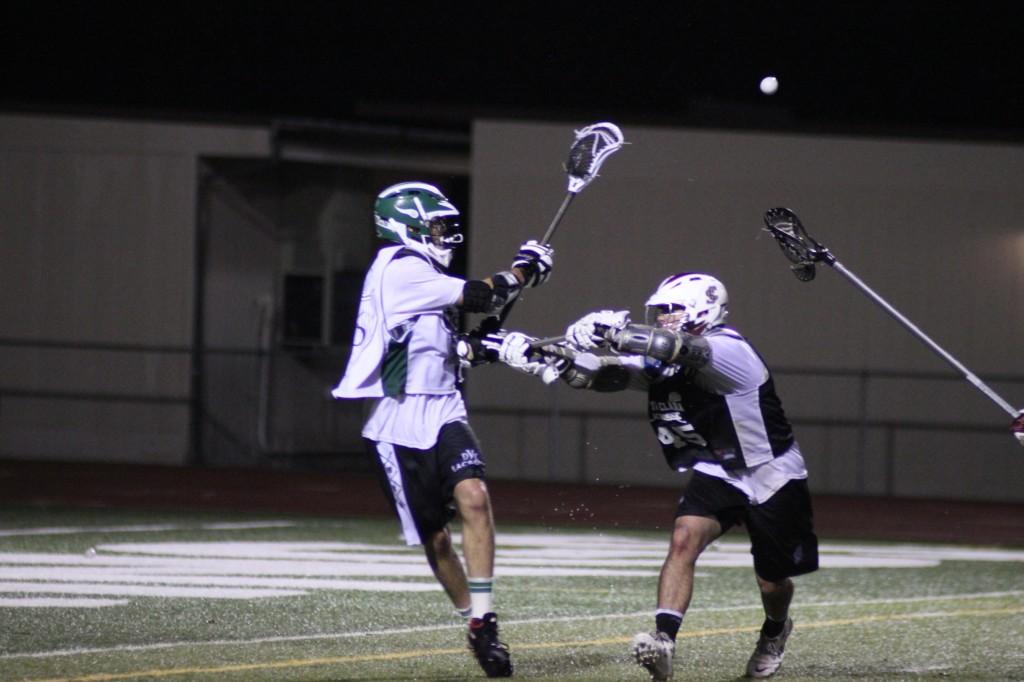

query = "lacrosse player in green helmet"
[{"left": 333, "top": 181, "right": 553, "bottom": 678}]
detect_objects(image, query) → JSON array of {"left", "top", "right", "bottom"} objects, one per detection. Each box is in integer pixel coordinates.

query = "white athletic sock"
[
  {"left": 655, "top": 608, "right": 685, "bottom": 619},
  {"left": 468, "top": 577, "right": 494, "bottom": 618},
  {"left": 455, "top": 604, "right": 473, "bottom": 619}
]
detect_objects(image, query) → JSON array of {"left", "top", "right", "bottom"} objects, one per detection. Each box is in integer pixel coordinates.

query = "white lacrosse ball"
[{"left": 760, "top": 76, "right": 779, "bottom": 95}]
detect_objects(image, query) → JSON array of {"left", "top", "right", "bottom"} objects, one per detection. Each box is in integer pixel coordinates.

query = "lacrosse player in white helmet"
[
  {"left": 498, "top": 272, "right": 818, "bottom": 681},
  {"left": 333, "top": 181, "right": 554, "bottom": 678}
]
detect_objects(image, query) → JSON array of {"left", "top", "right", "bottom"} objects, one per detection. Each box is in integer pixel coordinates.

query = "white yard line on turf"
[
  {"left": 0, "top": 522, "right": 294, "bottom": 537},
  {"left": 3, "top": 589, "right": 1020, "bottom": 661},
  {"left": 0, "top": 597, "right": 129, "bottom": 608}
]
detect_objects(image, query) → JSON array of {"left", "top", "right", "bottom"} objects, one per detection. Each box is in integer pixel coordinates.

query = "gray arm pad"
[
  {"left": 561, "top": 353, "right": 634, "bottom": 392},
  {"left": 612, "top": 324, "right": 711, "bottom": 368}
]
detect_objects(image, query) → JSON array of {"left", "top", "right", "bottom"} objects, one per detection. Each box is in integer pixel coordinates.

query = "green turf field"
[{"left": 0, "top": 507, "right": 1021, "bottom": 681}]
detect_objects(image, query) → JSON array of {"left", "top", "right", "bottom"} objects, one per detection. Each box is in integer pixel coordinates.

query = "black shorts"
[
  {"left": 677, "top": 471, "right": 819, "bottom": 582},
  {"left": 365, "top": 420, "right": 486, "bottom": 546}
]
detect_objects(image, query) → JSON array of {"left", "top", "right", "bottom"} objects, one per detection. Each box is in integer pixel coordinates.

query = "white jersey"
[{"left": 332, "top": 246, "right": 467, "bottom": 449}]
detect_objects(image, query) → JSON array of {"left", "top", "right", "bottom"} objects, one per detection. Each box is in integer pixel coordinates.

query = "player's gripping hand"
[
  {"left": 499, "top": 331, "right": 541, "bottom": 369},
  {"left": 511, "top": 240, "right": 554, "bottom": 288},
  {"left": 456, "top": 329, "right": 508, "bottom": 367},
  {"left": 565, "top": 310, "right": 630, "bottom": 350},
  {"left": 1012, "top": 410, "right": 1024, "bottom": 446},
  {"left": 499, "top": 332, "right": 566, "bottom": 384},
  {"left": 477, "top": 329, "right": 508, "bottom": 360}
]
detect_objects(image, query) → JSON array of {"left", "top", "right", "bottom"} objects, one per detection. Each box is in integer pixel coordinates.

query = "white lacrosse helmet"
[{"left": 644, "top": 272, "right": 729, "bottom": 335}]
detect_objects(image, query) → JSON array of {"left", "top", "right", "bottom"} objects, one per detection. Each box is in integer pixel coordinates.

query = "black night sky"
[{"left": 3, "top": 2, "right": 1024, "bottom": 139}]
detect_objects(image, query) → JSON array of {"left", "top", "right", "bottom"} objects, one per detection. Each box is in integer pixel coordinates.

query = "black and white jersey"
[
  {"left": 584, "top": 325, "right": 808, "bottom": 503},
  {"left": 647, "top": 327, "right": 794, "bottom": 471}
]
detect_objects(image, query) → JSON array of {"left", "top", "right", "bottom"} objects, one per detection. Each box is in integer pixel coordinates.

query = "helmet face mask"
[
  {"left": 374, "top": 182, "right": 462, "bottom": 268},
  {"left": 644, "top": 273, "right": 729, "bottom": 335},
  {"left": 424, "top": 216, "right": 462, "bottom": 248},
  {"left": 646, "top": 304, "right": 688, "bottom": 332}
]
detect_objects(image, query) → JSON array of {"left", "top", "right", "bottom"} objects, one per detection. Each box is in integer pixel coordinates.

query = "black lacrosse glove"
[
  {"left": 455, "top": 328, "right": 508, "bottom": 367},
  {"left": 511, "top": 240, "right": 554, "bottom": 288}
]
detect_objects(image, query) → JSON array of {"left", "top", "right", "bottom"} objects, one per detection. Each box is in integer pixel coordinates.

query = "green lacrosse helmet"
[{"left": 374, "top": 181, "right": 462, "bottom": 268}]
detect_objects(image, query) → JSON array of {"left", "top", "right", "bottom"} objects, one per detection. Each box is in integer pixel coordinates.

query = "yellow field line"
[
  {"left": 27, "top": 606, "right": 1024, "bottom": 682},
  {"left": 528, "top": 586, "right": 619, "bottom": 594}
]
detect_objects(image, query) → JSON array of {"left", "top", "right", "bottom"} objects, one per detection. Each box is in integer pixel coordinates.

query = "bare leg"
[
  {"left": 657, "top": 515, "right": 722, "bottom": 612},
  {"left": 422, "top": 526, "right": 470, "bottom": 611},
  {"left": 453, "top": 478, "right": 495, "bottom": 578},
  {"left": 631, "top": 515, "right": 723, "bottom": 681},
  {"left": 457, "top": 480, "right": 512, "bottom": 678}
]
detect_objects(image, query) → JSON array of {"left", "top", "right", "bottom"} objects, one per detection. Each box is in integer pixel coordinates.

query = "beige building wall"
[
  {"left": 0, "top": 114, "right": 269, "bottom": 463},
  {"left": 2, "top": 112, "right": 1021, "bottom": 501},
  {"left": 467, "top": 120, "right": 1024, "bottom": 502}
]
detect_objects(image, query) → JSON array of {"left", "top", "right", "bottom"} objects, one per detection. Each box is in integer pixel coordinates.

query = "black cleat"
[{"left": 467, "top": 612, "right": 513, "bottom": 677}]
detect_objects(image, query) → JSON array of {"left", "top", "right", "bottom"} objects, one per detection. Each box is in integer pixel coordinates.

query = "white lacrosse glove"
[
  {"left": 511, "top": 240, "right": 554, "bottom": 288},
  {"left": 565, "top": 310, "right": 631, "bottom": 351},
  {"left": 499, "top": 332, "right": 565, "bottom": 384},
  {"left": 498, "top": 332, "right": 545, "bottom": 374}
]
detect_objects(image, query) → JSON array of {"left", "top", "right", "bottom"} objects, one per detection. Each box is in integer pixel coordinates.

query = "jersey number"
[{"left": 656, "top": 422, "right": 708, "bottom": 449}]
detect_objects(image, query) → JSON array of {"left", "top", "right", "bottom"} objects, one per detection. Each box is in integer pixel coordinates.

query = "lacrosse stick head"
[
  {"left": 762, "top": 207, "right": 833, "bottom": 282},
  {"left": 565, "top": 122, "right": 625, "bottom": 194}
]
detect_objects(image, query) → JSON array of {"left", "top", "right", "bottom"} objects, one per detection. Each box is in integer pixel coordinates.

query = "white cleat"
[
  {"left": 745, "top": 617, "right": 793, "bottom": 678},
  {"left": 631, "top": 631, "right": 675, "bottom": 681}
]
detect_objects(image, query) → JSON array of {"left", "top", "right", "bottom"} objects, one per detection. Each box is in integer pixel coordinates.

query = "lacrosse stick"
[
  {"left": 517, "top": 336, "right": 580, "bottom": 384},
  {"left": 530, "top": 334, "right": 568, "bottom": 349},
  {"left": 484, "top": 122, "right": 625, "bottom": 333},
  {"left": 762, "top": 207, "right": 1024, "bottom": 445},
  {"left": 541, "top": 121, "right": 626, "bottom": 244}
]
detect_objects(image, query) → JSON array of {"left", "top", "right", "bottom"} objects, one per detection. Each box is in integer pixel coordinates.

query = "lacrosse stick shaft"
[
  {"left": 493, "top": 194, "right": 573, "bottom": 328},
  {"left": 530, "top": 334, "right": 567, "bottom": 349},
  {"left": 540, "top": 193, "right": 576, "bottom": 245},
  {"left": 496, "top": 123, "right": 622, "bottom": 327},
  {"left": 498, "top": 186, "right": 573, "bottom": 327},
  {"left": 535, "top": 342, "right": 577, "bottom": 361},
  {"left": 830, "top": 260, "right": 1018, "bottom": 418}
]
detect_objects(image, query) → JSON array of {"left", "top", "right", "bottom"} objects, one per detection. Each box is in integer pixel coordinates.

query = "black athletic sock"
[
  {"left": 655, "top": 611, "right": 683, "bottom": 641},
  {"left": 761, "top": 616, "right": 787, "bottom": 638}
]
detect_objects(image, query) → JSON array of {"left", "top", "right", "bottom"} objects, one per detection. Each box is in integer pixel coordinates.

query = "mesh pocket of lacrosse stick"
[
  {"left": 565, "top": 122, "right": 625, "bottom": 194},
  {"left": 763, "top": 207, "right": 829, "bottom": 281}
]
